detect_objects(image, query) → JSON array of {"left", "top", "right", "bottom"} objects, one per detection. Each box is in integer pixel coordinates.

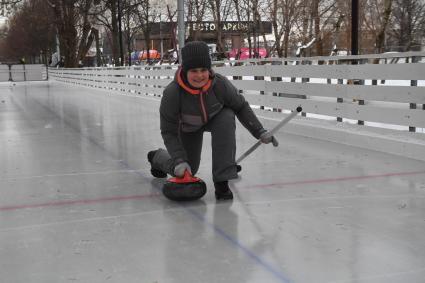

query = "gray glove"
[
  {"left": 174, "top": 162, "right": 192, "bottom": 177},
  {"left": 259, "top": 130, "right": 279, "bottom": 147}
]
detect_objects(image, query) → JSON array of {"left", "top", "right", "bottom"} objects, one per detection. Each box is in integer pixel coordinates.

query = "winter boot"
[
  {"left": 147, "top": 150, "right": 167, "bottom": 178},
  {"left": 236, "top": 164, "right": 242, "bottom": 173},
  {"left": 214, "top": 181, "right": 233, "bottom": 200}
]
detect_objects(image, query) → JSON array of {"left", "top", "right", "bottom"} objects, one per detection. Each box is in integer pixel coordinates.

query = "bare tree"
[
  {"left": 120, "top": 0, "right": 143, "bottom": 65},
  {"left": 376, "top": 0, "right": 392, "bottom": 52},
  {"left": 231, "top": 0, "right": 245, "bottom": 54},
  {"left": 1, "top": 0, "right": 55, "bottom": 63},
  {"left": 166, "top": 4, "right": 178, "bottom": 59},
  {"left": 243, "top": 0, "right": 256, "bottom": 58},
  {"left": 275, "top": 0, "right": 301, "bottom": 57},
  {"left": 310, "top": 0, "right": 338, "bottom": 56},
  {"left": 49, "top": 0, "right": 79, "bottom": 67},
  {"left": 286, "top": 0, "right": 340, "bottom": 56},
  {"left": 331, "top": 0, "right": 351, "bottom": 53},
  {"left": 187, "top": 0, "right": 208, "bottom": 41},
  {"left": 134, "top": 0, "right": 161, "bottom": 64},
  {"left": 229, "top": 0, "right": 253, "bottom": 56},
  {"left": 207, "top": 0, "right": 232, "bottom": 56},
  {"left": 0, "top": 0, "right": 22, "bottom": 5},
  {"left": 389, "top": 0, "right": 425, "bottom": 51},
  {"left": 0, "top": 0, "right": 23, "bottom": 16},
  {"left": 94, "top": 0, "right": 121, "bottom": 66},
  {"left": 76, "top": 0, "right": 97, "bottom": 65},
  {"left": 45, "top": 0, "right": 103, "bottom": 67},
  {"left": 362, "top": 0, "right": 394, "bottom": 53}
]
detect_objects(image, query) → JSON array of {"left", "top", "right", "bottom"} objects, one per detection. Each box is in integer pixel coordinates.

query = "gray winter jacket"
[{"left": 160, "top": 68, "right": 265, "bottom": 165}]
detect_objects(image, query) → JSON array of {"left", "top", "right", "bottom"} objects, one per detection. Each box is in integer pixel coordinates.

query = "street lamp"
[
  {"left": 117, "top": 0, "right": 124, "bottom": 66},
  {"left": 46, "top": 0, "right": 60, "bottom": 64},
  {"left": 159, "top": 15, "right": 163, "bottom": 61},
  {"left": 177, "top": 0, "right": 185, "bottom": 59},
  {"left": 351, "top": 0, "right": 358, "bottom": 55}
]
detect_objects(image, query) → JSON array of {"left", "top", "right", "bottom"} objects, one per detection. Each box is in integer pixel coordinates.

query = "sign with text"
[{"left": 188, "top": 21, "right": 272, "bottom": 34}]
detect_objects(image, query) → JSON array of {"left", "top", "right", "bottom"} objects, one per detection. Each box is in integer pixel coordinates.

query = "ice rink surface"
[{"left": 1, "top": 81, "right": 425, "bottom": 283}]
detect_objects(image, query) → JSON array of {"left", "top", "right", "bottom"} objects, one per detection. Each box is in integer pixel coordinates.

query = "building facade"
[{"left": 134, "top": 21, "right": 273, "bottom": 58}]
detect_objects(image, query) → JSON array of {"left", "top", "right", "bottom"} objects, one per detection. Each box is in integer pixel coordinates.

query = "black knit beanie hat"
[{"left": 181, "top": 41, "right": 212, "bottom": 74}]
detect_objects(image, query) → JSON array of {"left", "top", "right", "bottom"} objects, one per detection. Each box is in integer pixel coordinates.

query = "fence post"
[
  {"left": 8, "top": 64, "right": 12, "bottom": 81},
  {"left": 356, "top": 58, "right": 366, "bottom": 125},
  {"left": 300, "top": 59, "right": 310, "bottom": 117},
  {"left": 289, "top": 58, "right": 307, "bottom": 116},
  {"left": 233, "top": 60, "right": 243, "bottom": 94},
  {"left": 254, "top": 61, "right": 265, "bottom": 110},
  {"left": 23, "top": 63, "right": 27, "bottom": 81},
  {"left": 271, "top": 60, "right": 283, "bottom": 112},
  {"left": 409, "top": 56, "right": 420, "bottom": 132},
  {"left": 336, "top": 59, "right": 347, "bottom": 122}
]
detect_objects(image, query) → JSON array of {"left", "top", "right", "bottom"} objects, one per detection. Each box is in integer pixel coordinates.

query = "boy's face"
[{"left": 187, "top": 68, "right": 209, "bottom": 89}]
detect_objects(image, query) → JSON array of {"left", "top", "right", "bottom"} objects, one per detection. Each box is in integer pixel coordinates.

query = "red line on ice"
[
  {"left": 243, "top": 170, "right": 425, "bottom": 189},
  {"left": 2, "top": 170, "right": 425, "bottom": 212},
  {"left": 0, "top": 193, "right": 159, "bottom": 212}
]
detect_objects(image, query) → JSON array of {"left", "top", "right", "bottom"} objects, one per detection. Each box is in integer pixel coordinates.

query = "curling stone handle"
[
  {"left": 169, "top": 170, "right": 201, "bottom": 183},
  {"left": 182, "top": 170, "right": 193, "bottom": 181}
]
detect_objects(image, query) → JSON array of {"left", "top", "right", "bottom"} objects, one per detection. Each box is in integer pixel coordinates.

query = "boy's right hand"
[
  {"left": 174, "top": 162, "right": 192, "bottom": 177},
  {"left": 260, "top": 130, "right": 279, "bottom": 147}
]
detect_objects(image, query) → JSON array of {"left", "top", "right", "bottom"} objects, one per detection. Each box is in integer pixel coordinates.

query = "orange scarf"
[{"left": 176, "top": 68, "right": 212, "bottom": 95}]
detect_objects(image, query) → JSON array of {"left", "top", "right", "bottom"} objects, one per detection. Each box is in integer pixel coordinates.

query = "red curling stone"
[{"left": 162, "top": 170, "right": 207, "bottom": 201}]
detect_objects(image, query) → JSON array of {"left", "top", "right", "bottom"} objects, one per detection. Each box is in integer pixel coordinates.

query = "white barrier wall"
[
  {"left": 0, "top": 65, "right": 9, "bottom": 81},
  {"left": 49, "top": 52, "right": 425, "bottom": 161},
  {"left": 0, "top": 64, "right": 47, "bottom": 82},
  {"left": 10, "top": 65, "right": 25, "bottom": 81},
  {"left": 23, "top": 64, "right": 46, "bottom": 81}
]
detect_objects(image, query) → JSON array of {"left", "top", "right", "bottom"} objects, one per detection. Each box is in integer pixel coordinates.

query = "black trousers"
[{"left": 153, "top": 107, "right": 238, "bottom": 182}]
